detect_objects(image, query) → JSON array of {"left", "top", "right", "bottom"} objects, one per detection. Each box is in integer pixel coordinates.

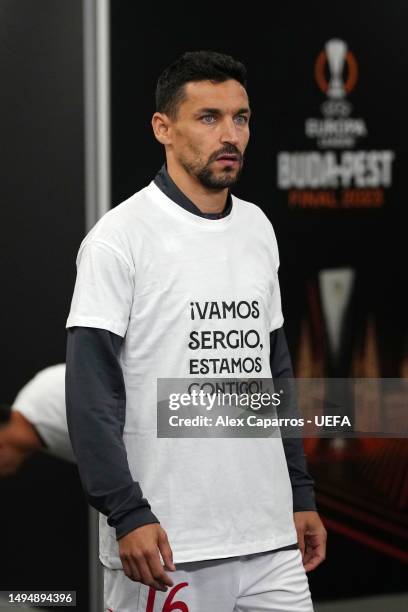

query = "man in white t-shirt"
[{"left": 66, "top": 50, "right": 326, "bottom": 611}]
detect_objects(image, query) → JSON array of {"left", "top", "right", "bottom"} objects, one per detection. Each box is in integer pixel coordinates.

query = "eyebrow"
[{"left": 195, "top": 107, "right": 251, "bottom": 116}]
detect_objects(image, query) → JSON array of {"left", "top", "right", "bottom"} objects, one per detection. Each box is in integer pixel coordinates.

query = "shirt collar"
[{"left": 153, "top": 164, "right": 233, "bottom": 219}]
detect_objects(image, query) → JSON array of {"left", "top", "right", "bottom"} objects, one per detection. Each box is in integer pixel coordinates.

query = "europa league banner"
[
  {"left": 278, "top": 39, "right": 394, "bottom": 210},
  {"left": 111, "top": 2, "right": 408, "bottom": 602}
]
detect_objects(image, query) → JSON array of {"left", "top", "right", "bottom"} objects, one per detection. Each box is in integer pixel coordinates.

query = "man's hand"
[
  {"left": 118, "top": 523, "right": 176, "bottom": 592},
  {"left": 0, "top": 411, "right": 43, "bottom": 477},
  {"left": 293, "top": 510, "right": 327, "bottom": 572}
]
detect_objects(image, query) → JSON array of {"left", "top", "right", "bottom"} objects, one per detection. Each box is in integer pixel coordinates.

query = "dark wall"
[{"left": 0, "top": 1, "right": 88, "bottom": 608}]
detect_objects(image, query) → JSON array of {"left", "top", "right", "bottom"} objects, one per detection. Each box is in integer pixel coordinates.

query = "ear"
[{"left": 151, "top": 112, "right": 172, "bottom": 145}]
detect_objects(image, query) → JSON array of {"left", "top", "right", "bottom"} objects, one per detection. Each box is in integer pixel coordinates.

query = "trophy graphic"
[
  {"left": 325, "top": 38, "right": 347, "bottom": 99},
  {"left": 319, "top": 267, "right": 355, "bottom": 370},
  {"left": 318, "top": 268, "right": 355, "bottom": 450}
]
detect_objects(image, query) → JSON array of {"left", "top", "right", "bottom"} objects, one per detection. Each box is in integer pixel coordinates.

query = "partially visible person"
[{"left": 0, "top": 364, "right": 74, "bottom": 476}]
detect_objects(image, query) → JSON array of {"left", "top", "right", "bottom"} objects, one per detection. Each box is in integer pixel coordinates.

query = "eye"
[
  {"left": 234, "top": 115, "right": 248, "bottom": 125},
  {"left": 201, "top": 115, "right": 216, "bottom": 124}
]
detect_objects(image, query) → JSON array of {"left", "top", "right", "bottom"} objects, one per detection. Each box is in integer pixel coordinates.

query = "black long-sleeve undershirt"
[
  {"left": 269, "top": 328, "right": 316, "bottom": 512},
  {"left": 65, "top": 327, "right": 159, "bottom": 540}
]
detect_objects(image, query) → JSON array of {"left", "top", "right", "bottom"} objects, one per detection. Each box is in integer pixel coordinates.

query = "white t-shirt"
[
  {"left": 13, "top": 364, "right": 74, "bottom": 463},
  {"left": 66, "top": 180, "right": 297, "bottom": 567}
]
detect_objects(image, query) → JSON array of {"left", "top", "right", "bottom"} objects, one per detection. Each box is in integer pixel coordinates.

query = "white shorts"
[{"left": 104, "top": 548, "right": 313, "bottom": 612}]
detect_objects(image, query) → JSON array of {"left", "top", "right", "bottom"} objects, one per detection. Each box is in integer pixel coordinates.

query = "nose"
[{"left": 220, "top": 117, "right": 240, "bottom": 145}]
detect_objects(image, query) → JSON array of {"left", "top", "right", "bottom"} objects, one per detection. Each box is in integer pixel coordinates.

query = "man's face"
[{"left": 167, "top": 79, "right": 250, "bottom": 190}]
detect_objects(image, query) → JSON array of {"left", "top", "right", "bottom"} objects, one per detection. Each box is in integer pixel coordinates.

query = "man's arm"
[
  {"left": 1, "top": 364, "right": 73, "bottom": 476},
  {"left": 65, "top": 326, "right": 160, "bottom": 539},
  {"left": 0, "top": 410, "right": 44, "bottom": 477},
  {"left": 12, "top": 364, "right": 74, "bottom": 462},
  {"left": 269, "top": 327, "right": 316, "bottom": 512},
  {"left": 270, "top": 326, "right": 327, "bottom": 571},
  {"left": 66, "top": 326, "right": 176, "bottom": 589},
  {"left": 66, "top": 241, "right": 175, "bottom": 590}
]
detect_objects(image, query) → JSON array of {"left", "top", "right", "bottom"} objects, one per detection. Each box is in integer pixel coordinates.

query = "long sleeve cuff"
[
  {"left": 292, "top": 484, "right": 317, "bottom": 512},
  {"left": 115, "top": 507, "right": 160, "bottom": 541},
  {"left": 96, "top": 481, "right": 160, "bottom": 540}
]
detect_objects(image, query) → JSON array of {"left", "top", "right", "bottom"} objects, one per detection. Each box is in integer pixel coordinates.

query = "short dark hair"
[{"left": 155, "top": 50, "right": 247, "bottom": 119}]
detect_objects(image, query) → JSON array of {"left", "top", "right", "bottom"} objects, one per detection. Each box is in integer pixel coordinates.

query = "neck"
[{"left": 166, "top": 158, "right": 228, "bottom": 214}]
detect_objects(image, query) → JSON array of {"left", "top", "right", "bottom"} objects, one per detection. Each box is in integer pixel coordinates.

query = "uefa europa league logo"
[
  {"left": 315, "top": 38, "right": 358, "bottom": 99},
  {"left": 315, "top": 38, "right": 358, "bottom": 116},
  {"left": 315, "top": 38, "right": 358, "bottom": 117}
]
